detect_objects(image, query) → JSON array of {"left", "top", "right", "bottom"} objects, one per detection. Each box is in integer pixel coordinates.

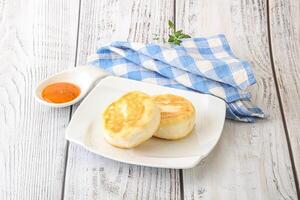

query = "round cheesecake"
[
  {"left": 102, "top": 91, "right": 161, "bottom": 148},
  {"left": 152, "top": 94, "right": 195, "bottom": 140}
]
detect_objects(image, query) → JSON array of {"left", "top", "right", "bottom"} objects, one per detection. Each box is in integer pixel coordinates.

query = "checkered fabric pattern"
[{"left": 88, "top": 34, "right": 266, "bottom": 122}]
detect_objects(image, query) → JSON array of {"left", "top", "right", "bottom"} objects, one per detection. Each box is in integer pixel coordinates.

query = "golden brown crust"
[
  {"left": 102, "top": 91, "right": 161, "bottom": 148},
  {"left": 103, "top": 91, "right": 152, "bottom": 133},
  {"left": 152, "top": 94, "right": 195, "bottom": 125}
]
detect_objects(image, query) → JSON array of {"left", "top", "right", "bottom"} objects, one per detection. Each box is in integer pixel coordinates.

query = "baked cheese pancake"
[
  {"left": 102, "top": 91, "right": 160, "bottom": 148},
  {"left": 153, "top": 94, "right": 195, "bottom": 140}
]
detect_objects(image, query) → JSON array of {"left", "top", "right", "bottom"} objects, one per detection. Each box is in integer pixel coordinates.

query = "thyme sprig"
[{"left": 152, "top": 20, "right": 191, "bottom": 45}]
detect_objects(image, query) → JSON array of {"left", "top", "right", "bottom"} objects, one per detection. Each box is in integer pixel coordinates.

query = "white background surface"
[{"left": 0, "top": 0, "right": 299, "bottom": 199}]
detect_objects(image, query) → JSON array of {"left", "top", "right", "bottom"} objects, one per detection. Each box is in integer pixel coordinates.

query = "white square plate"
[{"left": 66, "top": 76, "right": 226, "bottom": 169}]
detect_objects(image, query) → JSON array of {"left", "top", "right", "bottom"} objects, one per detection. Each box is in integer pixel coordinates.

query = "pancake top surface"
[
  {"left": 103, "top": 91, "right": 154, "bottom": 133},
  {"left": 153, "top": 94, "right": 195, "bottom": 124}
]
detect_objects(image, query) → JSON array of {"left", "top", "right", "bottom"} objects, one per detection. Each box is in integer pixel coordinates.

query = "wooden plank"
[
  {"left": 0, "top": 0, "right": 79, "bottom": 199},
  {"left": 269, "top": 0, "right": 300, "bottom": 192},
  {"left": 176, "top": 0, "right": 298, "bottom": 199},
  {"left": 63, "top": 0, "right": 181, "bottom": 199}
]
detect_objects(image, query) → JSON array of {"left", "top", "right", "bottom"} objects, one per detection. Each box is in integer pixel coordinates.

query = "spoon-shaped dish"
[{"left": 34, "top": 65, "right": 108, "bottom": 108}]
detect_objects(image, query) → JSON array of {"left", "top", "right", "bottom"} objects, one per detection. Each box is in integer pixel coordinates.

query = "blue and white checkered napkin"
[{"left": 88, "top": 34, "right": 266, "bottom": 122}]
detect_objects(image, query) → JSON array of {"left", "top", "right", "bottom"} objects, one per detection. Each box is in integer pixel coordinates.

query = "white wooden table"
[{"left": 0, "top": 0, "right": 299, "bottom": 199}]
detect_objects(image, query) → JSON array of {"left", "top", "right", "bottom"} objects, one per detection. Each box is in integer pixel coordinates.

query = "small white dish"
[
  {"left": 66, "top": 76, "right": 226, "bottom": 169},
  {"left": 34, "top": 65, "right": 107, "bottom": 108}
]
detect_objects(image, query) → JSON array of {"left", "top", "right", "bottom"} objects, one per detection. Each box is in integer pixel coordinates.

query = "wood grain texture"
[
  {"left": 269, "top": 0, "right": 300, "bottom": 191},
  {"left": 176, "top": 0, "right": 297, "bottom": 199},
  {"left": 0, "top": 0, "right": 79, "bottom": 199},
  {"left": 63, "top": 0, "right": 180, "bottom": 199}
]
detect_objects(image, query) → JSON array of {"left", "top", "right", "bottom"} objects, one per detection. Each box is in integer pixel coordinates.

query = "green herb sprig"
[
  {"left": 153, "top": 20, "right": 191, "bottom": 45},
  {"left": 167, "top": 20, "right": 191, "bottom": 45}
]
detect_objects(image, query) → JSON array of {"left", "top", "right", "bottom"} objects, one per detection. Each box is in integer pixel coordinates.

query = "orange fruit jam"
[{"left": 42, "top": 82, "right": 80, "bottom": 103}]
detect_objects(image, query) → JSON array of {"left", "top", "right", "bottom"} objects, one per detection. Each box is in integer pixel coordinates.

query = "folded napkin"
[{"left": 88, "top": 34, "right": 266, "bottom": 122}]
